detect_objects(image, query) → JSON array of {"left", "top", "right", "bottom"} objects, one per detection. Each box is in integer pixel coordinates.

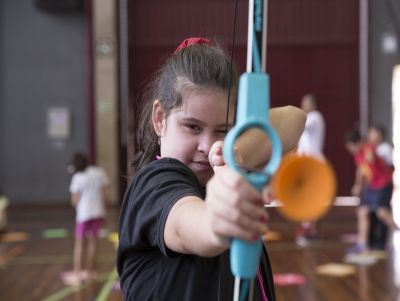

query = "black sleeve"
[{"left": 118, "top": 158, "right": 204, "bottom": 258}]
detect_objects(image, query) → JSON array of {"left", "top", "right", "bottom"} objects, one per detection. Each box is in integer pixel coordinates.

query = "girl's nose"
[{"left": 198, "top": 133, "right": 215, "bottom": 154}]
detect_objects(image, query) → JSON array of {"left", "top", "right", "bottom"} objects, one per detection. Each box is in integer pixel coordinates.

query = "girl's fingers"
[
  {"left": 217, "top": 168, "right": 262, "bottom": 202},
  {"left": 206, "top": 194, "right": 268, "bottom": 241},
  {"left": 206, "top": 169, "right": 269, "bottom": 241},
  {"left": 212, "top": 156, "right": 225, "bottom": 167},
  {"left": 209, "top": 141, "right": 224, "bottom": 167},
  {"left": 208, "top": 190, "right": 268, "bottom": 238},
  {"left": 209, "top": 216, "right": 267, "bottom": 242},
  {"left": 212, "top": 182, "right": 268, "bottom": 223},
  {"left": 262, "top": 186, "right": 275, "bottom": 204}
]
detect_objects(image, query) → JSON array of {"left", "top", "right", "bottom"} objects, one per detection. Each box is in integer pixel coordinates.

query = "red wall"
[{"left": 128, "top": 0, "right": 359, "bottom": 195}]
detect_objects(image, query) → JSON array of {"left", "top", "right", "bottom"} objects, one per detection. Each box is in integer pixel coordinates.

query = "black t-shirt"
[{"left": 117, "top": 158, "right": 275, "bottom": 301}]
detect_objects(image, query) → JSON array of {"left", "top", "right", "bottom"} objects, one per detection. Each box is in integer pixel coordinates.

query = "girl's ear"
[{"left": 152, "top": 100, "right": 165, "bottom": 136}]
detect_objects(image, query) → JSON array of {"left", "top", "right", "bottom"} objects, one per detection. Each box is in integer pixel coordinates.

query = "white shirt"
[
  {"left": 297, "top": 110, "right": 325, "bottom": 159},
  {"left": 69, "top": 166, "right": 109, "bottom": 222},
  {"left": 376, "top": 142, "right": 393, "bottom": 166}
]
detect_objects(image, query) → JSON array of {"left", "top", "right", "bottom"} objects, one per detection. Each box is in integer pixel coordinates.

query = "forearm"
[
  {"left": 235, "top": 105, "right": 306, "bottom": 168},
  {"left": 351, "top": 167, "right": 366, "bottom": 196},
  {"left": 164, "top": 196, "right": 228, "bottom": 257},
  {"left": 71, "top": 193, "right": 79, "bottom": 208},
  {"left": 355, "top": 167, "right": 366, "bottom": 188},
  {"left": 102, "top": 187, "right": 108, "bottom": 204}
]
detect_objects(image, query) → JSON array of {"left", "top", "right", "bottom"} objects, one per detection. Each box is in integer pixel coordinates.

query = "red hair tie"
[{"left": 174, "top": 37, "right": 212, "bottom": 53}]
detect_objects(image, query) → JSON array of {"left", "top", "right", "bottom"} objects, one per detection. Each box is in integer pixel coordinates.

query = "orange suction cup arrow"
[{"left": 272, "top": 154, "right": 337, "bottom": 222}]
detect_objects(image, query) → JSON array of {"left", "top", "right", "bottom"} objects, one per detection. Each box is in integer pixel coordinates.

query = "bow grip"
[
  {"left": 223, "top": 73, "right": 282, "bottom": 279},
  {"left": 223, "top": 73, "right": 282, "bottom": 191},
  {"left": 230, "top": 238, "right": 262, "bottom": 279}
]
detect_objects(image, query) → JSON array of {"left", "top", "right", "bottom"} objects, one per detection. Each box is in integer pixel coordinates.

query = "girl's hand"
[
  {"left": 205, "top": 167, "right": 269, "bottom": 244},
  {"left": 209, "top": 141, "right": 275, "bottom": 205},
  {"left": 209, "top": 141, "right": 225, "bottom": 172},
  {"left": 208, "top": 141, "right": 244, "bottom": 172},
  {"left": 262, "top": 185, "right": 275, "bottom": 205}
]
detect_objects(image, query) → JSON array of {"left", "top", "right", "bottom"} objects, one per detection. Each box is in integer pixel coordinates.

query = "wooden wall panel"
[
  {"left": 266, "top": 0, "right": 359, "bottom": 195},
  {"left": 127, "top": 0, "right": 359, "bottom": 195},
  {"left": 268, "top": 45, "right": 359, "bottom": 195},
  {"left": 93, "top": 0, "right": 119, "bottom": 203},
  {"left": 268, "top": 0, "right": 358, "bottom": 44}
]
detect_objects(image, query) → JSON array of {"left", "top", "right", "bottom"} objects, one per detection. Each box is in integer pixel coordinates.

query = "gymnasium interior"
[{"left": 1, "top": 0, "right": 400, "bottom": 300}]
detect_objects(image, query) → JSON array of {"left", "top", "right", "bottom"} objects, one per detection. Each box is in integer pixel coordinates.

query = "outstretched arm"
[
  {"left": 164, "top": 106, "right": 305, "bottom": 257},
  {"left": 164, "top": 167, "right": 269, "bottom": 257}
]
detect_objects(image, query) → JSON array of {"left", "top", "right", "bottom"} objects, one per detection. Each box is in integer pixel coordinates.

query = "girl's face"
[
  {"left": 301, "top": 96, "right": 313, "bottom": 113},
  {"left": 345, "top": 141, "right": 360, "bottom": 155},
  {"left": 153, "top": 88, "right": 234, "bottom": 186},
  {"left": 367, "top": 128, "right": 382, "bottom": 145}
]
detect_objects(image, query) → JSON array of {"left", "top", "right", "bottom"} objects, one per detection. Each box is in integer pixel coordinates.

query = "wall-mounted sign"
[
  {"left": 47, "top": 107, "right": 70, "bottom": 139},
  {"left": 382, "top": 32, "right": 398, "bottom": 54}
]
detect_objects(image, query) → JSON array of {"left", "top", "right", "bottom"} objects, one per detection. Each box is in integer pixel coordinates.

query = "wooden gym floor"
[{"left": 0, "top": 204, "right": 399, "bottom": 301}]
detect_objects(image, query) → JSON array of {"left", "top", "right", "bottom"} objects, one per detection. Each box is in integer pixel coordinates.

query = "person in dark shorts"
[
  {"left": 345, "top": 129, "right": 397, "bottom": 253},
  {"left": 366, "top": 124, "right": 394, "bottom": 249}
]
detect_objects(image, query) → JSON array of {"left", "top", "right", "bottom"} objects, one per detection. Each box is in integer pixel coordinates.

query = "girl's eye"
[{"left": 186, "top": 124, "right": 201, "bottom": 132}]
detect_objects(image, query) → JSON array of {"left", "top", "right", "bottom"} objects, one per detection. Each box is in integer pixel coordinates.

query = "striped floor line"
[
  {"left": 96, "top": 268, "right": 119, "bottom": 301},
  {"left": 42, "top": 270, "right": 116, "bottom": 301}
]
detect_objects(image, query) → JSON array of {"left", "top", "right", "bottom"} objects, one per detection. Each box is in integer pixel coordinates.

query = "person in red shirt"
[
  {"left": 345, "top": 129, "right": 397, "bottom": 253},
  {"left": 366, "top": 124, "right": 393, "bottom": 249}
]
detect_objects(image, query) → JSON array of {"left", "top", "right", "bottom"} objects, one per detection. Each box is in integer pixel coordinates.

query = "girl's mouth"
[{"left": 192, "top": 160, "right": 211, "bottom": 172}]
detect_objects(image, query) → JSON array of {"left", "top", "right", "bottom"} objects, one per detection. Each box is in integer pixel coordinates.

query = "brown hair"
[
  {"left": 303, "top": 93, "right": 318, "bottom": 108},
  {"left": 345, "top": 129, "right": 362, "bottom": 144},
  {"left": 133, "top": 41, "right": 238, "bottom": 171},
  {"left": 370, "top": 123, "right": 387, "bottom": 140},
  {"left": 70, "top": 152, "right": 88, "bottom": 173}
]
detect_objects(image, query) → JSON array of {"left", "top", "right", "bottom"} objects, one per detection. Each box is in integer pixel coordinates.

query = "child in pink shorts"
[
  {"left": 75, "top": 217, "right": 104, "bottom": 239},
  {"left": 68, "top": 152, "right": 109, "bottom": 284}
]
